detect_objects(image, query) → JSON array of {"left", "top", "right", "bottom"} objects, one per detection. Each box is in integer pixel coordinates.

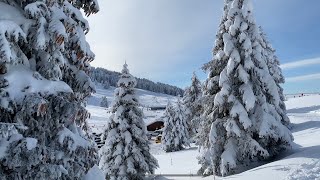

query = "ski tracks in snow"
[{"left": 286, "top": 159, "right": 320, "bottom": 180}]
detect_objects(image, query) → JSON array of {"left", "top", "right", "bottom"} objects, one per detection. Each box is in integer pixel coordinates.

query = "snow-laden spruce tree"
[
  {"left": 197, "top": 1, "right": 233, "bottom": 174},
  {"left": 99, "top": 63, "right": 158, "bottom": 180},
  {"left": 198, "top": 0, "right": 293, "bottom": 176},
  {"left": 182, "top": 72, "right": 202, "bottom": 136},
  {"left": 0, "top": 0, "right": 99, "bottom": 179},
  {"left": 162, "top": 99, "right": 190, "bottom": 152},
  {"left": 100, "top": 96, "right": 109, "bottom": 108},
  {"left": 259, "top": 27, "right": 290, "bottom": 127}
]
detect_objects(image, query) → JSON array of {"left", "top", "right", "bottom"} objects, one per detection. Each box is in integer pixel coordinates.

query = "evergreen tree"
[
  {"left": 198, "top": 0, "right": 293, "bottom": 176},
  {"left": 99, "top": 63, "right": 158, "bottom": 180},
  {"left": 162, "top": 99, "right": 190, "bottom": 152},
  {"left": 0, "top": 0, "right": 99, "bottom": 179},
  {"left": 103, "top": 80, "right": 111, "bottom": 89},
  {"left": 182, "top": 72, "right": 202, "bottom": 136},
  {"left": 100, "top": 96, "right": 109, "bottom": 108},
  {"left": 197, "top": 1, "right": 233, "bottom": 174},
  {"left": 259, "top": 27, "right": 290, "bottom": 127}
]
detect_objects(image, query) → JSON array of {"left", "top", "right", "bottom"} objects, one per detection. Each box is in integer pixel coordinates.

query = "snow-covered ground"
[
  {"left": 154, "top": 94, "right": 320, "bottom": 180},
  {"left": 87, "top": 85, "right": 177, "bottom": 133},
  {"left": 87, "top": 87, "right": 320, "bottom": 180},
  {"left": 150, "top": 143, "right": 201, "bottom": 175},
  {"left": 207, "top": 94, "right": 320, "bottom": 180},
  {"left": 88, "top": 84, "right": 176, "bottom": 107},
  {"left": 285, "top": 93, "right": 320, "bottom": 100}
]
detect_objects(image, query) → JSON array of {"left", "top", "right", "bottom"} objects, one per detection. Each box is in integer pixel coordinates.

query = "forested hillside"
[{"left": 90, "top": 67, "right": 184, "bottom": 96}]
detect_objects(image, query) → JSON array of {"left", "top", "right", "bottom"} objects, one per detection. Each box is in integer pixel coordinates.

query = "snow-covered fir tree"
[
  {"left": 0, "top": 0, "right": 99, "bottom": 179},
  {"left": 162, "top": 99, "right": 190, "bottom": 152},
  {"left": 259, "top": 27, "right": 290, "bottom": 127},
  {"left": 198, "top": 0, "right": 293, "bottom": 176},
  {"left": 99, "top": 63, "right": 158, "bottom": 180},
  {"left": 182, "top": 72, "right": 202, "bottom": 136},
  {"left": 100, "top": 96, "right": 109, "bottom": 108},
  {"left": 197, "top": 1, "right": 233, "bottom": 174}
]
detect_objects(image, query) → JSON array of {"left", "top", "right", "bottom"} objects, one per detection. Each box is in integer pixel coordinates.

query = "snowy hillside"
[
  {"left": 88, "top": 92, "right": 320, "bottom": 179},
  {"left": 87, "top": 85, "right": 178, "bottom": 133},
  {"left": 88, "top": 84, "right": 176, "bottom": 107},
  {"left": 155, "top": 94, "right": 320, "bottom": 180}
]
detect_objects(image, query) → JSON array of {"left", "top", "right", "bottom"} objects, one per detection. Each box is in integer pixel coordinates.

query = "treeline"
[{"left": 90, "top": 67, "right": 184, "bottom": 96}]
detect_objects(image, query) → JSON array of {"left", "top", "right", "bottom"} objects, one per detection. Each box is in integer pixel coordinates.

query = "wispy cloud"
[
  {"left": 281, "top": 57, "right": 320, "bottom": 70},
  {"left": 286, "top": 73, "right": 320, "bottom": 82}
]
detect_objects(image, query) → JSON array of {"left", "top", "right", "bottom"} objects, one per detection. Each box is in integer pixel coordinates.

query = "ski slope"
[{"left": 87, "top": 87, "right": 320, "bottom": 180}]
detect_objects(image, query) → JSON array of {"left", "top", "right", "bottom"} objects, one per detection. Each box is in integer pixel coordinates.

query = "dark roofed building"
[
  {"left": 147, "top": 120, "right": 164, "bottom": 131},
  {"left": 149, "top": 106, "right": 166, "bottom": 111}
]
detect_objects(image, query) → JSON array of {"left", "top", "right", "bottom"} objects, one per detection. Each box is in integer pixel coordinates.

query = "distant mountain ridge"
[{"left": 90, "top": 67, "right": 184, "bottom": 96}]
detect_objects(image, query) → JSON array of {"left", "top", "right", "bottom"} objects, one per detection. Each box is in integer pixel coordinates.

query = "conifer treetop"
[
  {"left": 99, "top": 62, "right": 158, "bottom": 179},
  {"left": 198, "top": 0, "right": 293, "bottom": 176},
  {"left": 117, "top": 62, "right": 137, "bottom": 89}
]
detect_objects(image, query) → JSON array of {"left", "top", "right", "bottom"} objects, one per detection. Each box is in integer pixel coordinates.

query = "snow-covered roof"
[{"left": 145, "top": 118, "right": 164, "bottom": 127}]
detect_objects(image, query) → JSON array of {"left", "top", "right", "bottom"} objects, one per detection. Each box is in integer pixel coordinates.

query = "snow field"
[
  {"left": 87, "top": 86, "right": 177, "bottom": 133},
  {"left": 206, "top": 94, "right": 320, "bottom": 180},
  {"left": 88, "top": 91, "right": 320, "bottom": 180}
]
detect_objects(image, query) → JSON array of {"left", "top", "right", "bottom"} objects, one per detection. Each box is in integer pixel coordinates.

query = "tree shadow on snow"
[
  {"left": 249, "top": 164, "right": 291, "bottom": 172},
  {"left": 286, "top": 145, "right": 320, "bottom": 159},
  {"left": 165, "top": 146, "right": 198, "bottom": 154},
  {"left": 291, "top": 120, "right": 320, "bottom": 133},
  {"left": 244, "top": 144, "right": 320, "bottom": 173},
  {"left": 242, "top": 142, "right": 303, "bottom": 173},
  {"left": 182, "top": 146, "right": 198, "bottom": 152},
  {"left": 287, "top": 105, "right": 320, "bottom": 113},
  {"left": 145, "top": 175, "right": 173, "bottom": 180}
]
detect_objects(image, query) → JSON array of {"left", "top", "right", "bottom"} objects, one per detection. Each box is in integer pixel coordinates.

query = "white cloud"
[
  {"left": 286, "top": 73, "right": 320, "bottom": 82},
  {"left": 84, "top": 1, "right": 320, "bottom": 88},
  {"left": 86, "top": 0, "right": 222, "bottom": 84},
  {"left": 280, "top": 57, "right": 320, "bottom": 70}
]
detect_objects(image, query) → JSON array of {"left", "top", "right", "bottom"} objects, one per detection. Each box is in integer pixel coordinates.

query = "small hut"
[{"left": 147, "top": 120, "right": 164, "bottom": 131}]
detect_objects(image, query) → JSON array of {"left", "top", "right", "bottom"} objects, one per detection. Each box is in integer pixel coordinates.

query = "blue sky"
[{"left": 87, "top": 0, "right": 320, "bottom": 94}]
